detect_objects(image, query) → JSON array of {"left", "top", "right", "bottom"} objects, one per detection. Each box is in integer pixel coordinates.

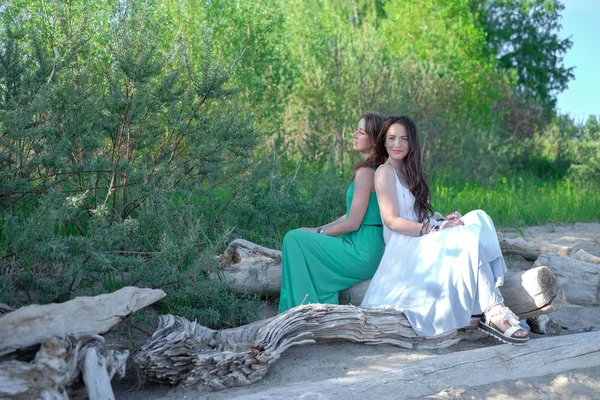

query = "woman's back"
[{"left": 345, "top": 170, "right": 383, "bottom": 227}]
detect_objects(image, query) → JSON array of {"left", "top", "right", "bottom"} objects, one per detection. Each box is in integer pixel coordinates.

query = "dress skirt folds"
[
  {"left": 361, "top": 165, "right": 507, "bottom": 336},
  {"left": 278, "top": 179, "right": 385, "bottom": 313}
]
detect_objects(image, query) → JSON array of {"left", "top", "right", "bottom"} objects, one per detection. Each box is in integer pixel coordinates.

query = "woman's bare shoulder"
[
  {"left": 375, "top": 164, "right": 395, "bottom": 179},
  {"left": 354, "top": 166, "right": 376, "bottom": 180}
]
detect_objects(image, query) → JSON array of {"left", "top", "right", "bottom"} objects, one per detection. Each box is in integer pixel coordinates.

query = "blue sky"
[{"left": 555, "top": 0, "right": 600, "bottom": 122}]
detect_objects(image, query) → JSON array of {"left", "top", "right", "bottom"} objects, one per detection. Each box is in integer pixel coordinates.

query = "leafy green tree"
[
  {"left": 382, "top": 0, "right": 499, "bottom": 114},
  {"left": 570, "top": 115, "right": 600, "bottom": 180},
  {"left": 162, "top": 0, "right": 295, "bottom": 140},
  {"left": 474, "top": 0, "right": 574, "bottom": 114},
  {"left": 511, "top": 114, "right": 577, "bottom": 177},
  {"left": 283, "top": 0, "right": 394, "bottom": 172}
]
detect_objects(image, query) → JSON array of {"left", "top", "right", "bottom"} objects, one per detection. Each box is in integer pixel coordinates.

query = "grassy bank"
[{"left": 431, "top": 174, "right": 600, "bottom": 229}]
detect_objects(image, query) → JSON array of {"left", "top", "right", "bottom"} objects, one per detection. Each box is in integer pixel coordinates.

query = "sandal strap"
[
  {"left": 483, "top": 305, "right": 508, "bottom": 323},
  {"left": 484, "top": 306, "right": 530, "bottom": 334},
  {"left": 503, "top": 324, "right": 524, "bottom": 338}
]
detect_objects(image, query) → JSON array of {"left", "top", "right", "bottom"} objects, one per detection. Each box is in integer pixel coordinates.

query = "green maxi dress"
[{"left": 278, "top": 179, "right": 385, "bottom": 313}]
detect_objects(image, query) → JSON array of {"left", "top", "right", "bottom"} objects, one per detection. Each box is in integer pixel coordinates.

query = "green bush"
[{"left": 0, "top": 1, "right": 262, "bottom": 328}]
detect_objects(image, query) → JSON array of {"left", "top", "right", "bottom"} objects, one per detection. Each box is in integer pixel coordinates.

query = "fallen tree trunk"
[
  {"left": 216, "top": 239, "right": 283, "bottom": 296},
  {"left": 0, "top": 335, "right": 128, "bottom": 400},
  {"left": 534, "top": 252, "right": 600, "bottom": 307},
  {"left": 499, "top": 238, "right": 600, "bottom": 264},
  {"left": 214, "top": 239, "right": 563, "bottom": 319},
  {"left": 230, "top": 330, "right": 600, "bottom": 400},
  {"left": 135, "top": 304, "right": 462, "bottom": 391},
  {"left": 0, "top": 287, "right": 163, "bottom": 399},
  {"left": 0, "top": 286, "right": 166, "bottom": 358}
]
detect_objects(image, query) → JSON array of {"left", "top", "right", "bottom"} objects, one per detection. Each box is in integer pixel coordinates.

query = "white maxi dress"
[{"left": 361, "top": 166, "right": 507, "bottom": 337}]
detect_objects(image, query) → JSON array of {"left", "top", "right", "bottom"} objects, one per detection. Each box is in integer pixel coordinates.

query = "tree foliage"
[
  {"left": 0, "top": 0, "right": 261, "bottom": 326},
  {"left": 474, "top": 0, "right": 574, "bottom": 112}
]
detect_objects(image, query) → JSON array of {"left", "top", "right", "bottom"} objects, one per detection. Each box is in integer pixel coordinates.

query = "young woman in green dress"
[{"left": 278, "top": 113, "right": 387, "bottom": 313}]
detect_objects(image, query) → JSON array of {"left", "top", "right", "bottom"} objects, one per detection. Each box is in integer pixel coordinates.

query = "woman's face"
[
  {"left": 352, "top": 118, "right": 372, "bottom": 153},
  {"left": 385, "top": 123, "right": 410, "bottom": 163}
]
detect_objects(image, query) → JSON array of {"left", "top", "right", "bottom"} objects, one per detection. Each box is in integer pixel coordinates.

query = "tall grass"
[{"left": 431, "top": 174, "right": 600, "bottom": 228}]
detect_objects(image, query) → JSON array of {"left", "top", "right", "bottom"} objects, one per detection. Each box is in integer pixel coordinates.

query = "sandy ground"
[{"left": 113, "top": 222, "right": 600, "bottom": 400}]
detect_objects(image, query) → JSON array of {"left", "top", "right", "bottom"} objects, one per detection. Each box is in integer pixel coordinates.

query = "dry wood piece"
[
  {"left": 527, "top": 315, "right": 562, "bottom": 335},
  {"left": 534, "top": 252, "right": 600, "bottom": 306},
  {"left": 0, "top": 286, "right": 166, "bottom": 357},
  {"left": 230, "top": 330, "right": 600, "bottom": 400},
  {"left": 215, "top": 239, "right": 562, "bottom": 318},
  {"left": 0, "top": 335, "right": 128, "bottom": 400},
  {"left": 135, "top": 304, "right": 460, "bottom": 391},
  {"left": 499, "top": 238, "right": 600, "bottom": 264},
  {"left": 499, "top": 266, "right": 564, "bottom": 319},
  {"left": 215, "top": 239, "right": 283, "bottom": 296},
  {"left": 82, "top": 346, "right": 120, "bottom": 400}
]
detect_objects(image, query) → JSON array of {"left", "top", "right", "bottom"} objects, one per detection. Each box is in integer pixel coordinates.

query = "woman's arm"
[
  {"left": 375, "top": 166, "right": 423, "bottom": 237},
  {"left": 318, "top": 168, "right": 375, "bottom": 237},
  {"left": 299, "top": 215, "right": 346, "bottom": 232},
  {"left": 321, "top": 215, "right": 347, "bottom": 229},
  {"left": 376, "top": 167, "right": 464, "bottom": 235}
]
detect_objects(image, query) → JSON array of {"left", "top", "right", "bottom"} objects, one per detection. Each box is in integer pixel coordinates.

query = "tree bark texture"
[
  {"left": 0, "top": 335, "right": 128, "bottom": 400},
  {"left": 0, "top": 286, "right": 165, "bottom": 358},
  {"left": 499, "top": 238, "right": 600, "bottom": 264},
  {"left": 534, "top": 252, "right": 600, "bottom": 307}
]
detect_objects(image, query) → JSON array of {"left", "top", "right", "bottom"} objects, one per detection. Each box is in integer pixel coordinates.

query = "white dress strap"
[
  {"left": 376, "top": 163, "right": 401, "bottom": 181},
  {"left": 377, "top": 163, "right": 396, "bottom": 173}
]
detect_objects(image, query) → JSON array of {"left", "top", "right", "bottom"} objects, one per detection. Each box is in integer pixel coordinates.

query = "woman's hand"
[
  {"left": 445, "top": 210, "right": 462, "bottom": 220},
  {"left": 441, "top": 218, "right": 464, "bottom": 230}
]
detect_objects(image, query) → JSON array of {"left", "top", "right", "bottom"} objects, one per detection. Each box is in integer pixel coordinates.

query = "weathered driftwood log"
[
  {"left": 534, "top": 252, "right": 600, "bottom": 307},
  {"left": 214, "top": 239, "right": 563, "bottom": 318},
  {"left": 135, "top": 304, "right": 462, "bottom": 391},
  {"left": 526, "top": 315, "right": 562, "bottom": 335},
  {"left": 229, "top": 330, "right": 600, "bottom": 400},
  {"left": 495, "top": 266, "right": 563, "bottom": 319},
  {"left": 216, "top": 239, "right": 282, "bottom": 296},
  {"left": 81, "top": 343, "right": 128, "bottom": 400},
  {"left": 499, "top": 238, "right": 600, "bottom": 264},
  {"left": 0, "top": 335, "right": 128, "bottom": 400},
  {"left": 0, "top": 286, "right": 166, "bottom": 358}
]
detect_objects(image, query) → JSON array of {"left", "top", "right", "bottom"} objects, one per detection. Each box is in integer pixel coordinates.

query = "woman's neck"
[{"left": 386, "top": 159, "right": 405, "bottom": 172}]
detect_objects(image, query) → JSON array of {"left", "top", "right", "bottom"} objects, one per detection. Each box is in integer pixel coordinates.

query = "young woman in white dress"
[{"left": 361, "top": 116, "right": 530, "bottom": 345}]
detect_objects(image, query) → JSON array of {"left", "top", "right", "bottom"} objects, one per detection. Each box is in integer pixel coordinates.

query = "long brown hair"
[
  {"left": 376, "top": 116, "right": 432, "bottom": 222},
  {"left": 352, "top": 112, "right": 388, "bottom": 173}
]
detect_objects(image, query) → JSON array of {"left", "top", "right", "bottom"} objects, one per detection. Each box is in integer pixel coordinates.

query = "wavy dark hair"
[
  {"left": 376, "top": 115, "right": 432, "bottom": 222},
  {"left": 352, "top": 112, "right": 388, "bottom": 175}
]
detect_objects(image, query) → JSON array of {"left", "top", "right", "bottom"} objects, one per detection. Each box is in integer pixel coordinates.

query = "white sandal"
[{"left": 479, "top": 306, "right": 530, "bottom": 346}]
